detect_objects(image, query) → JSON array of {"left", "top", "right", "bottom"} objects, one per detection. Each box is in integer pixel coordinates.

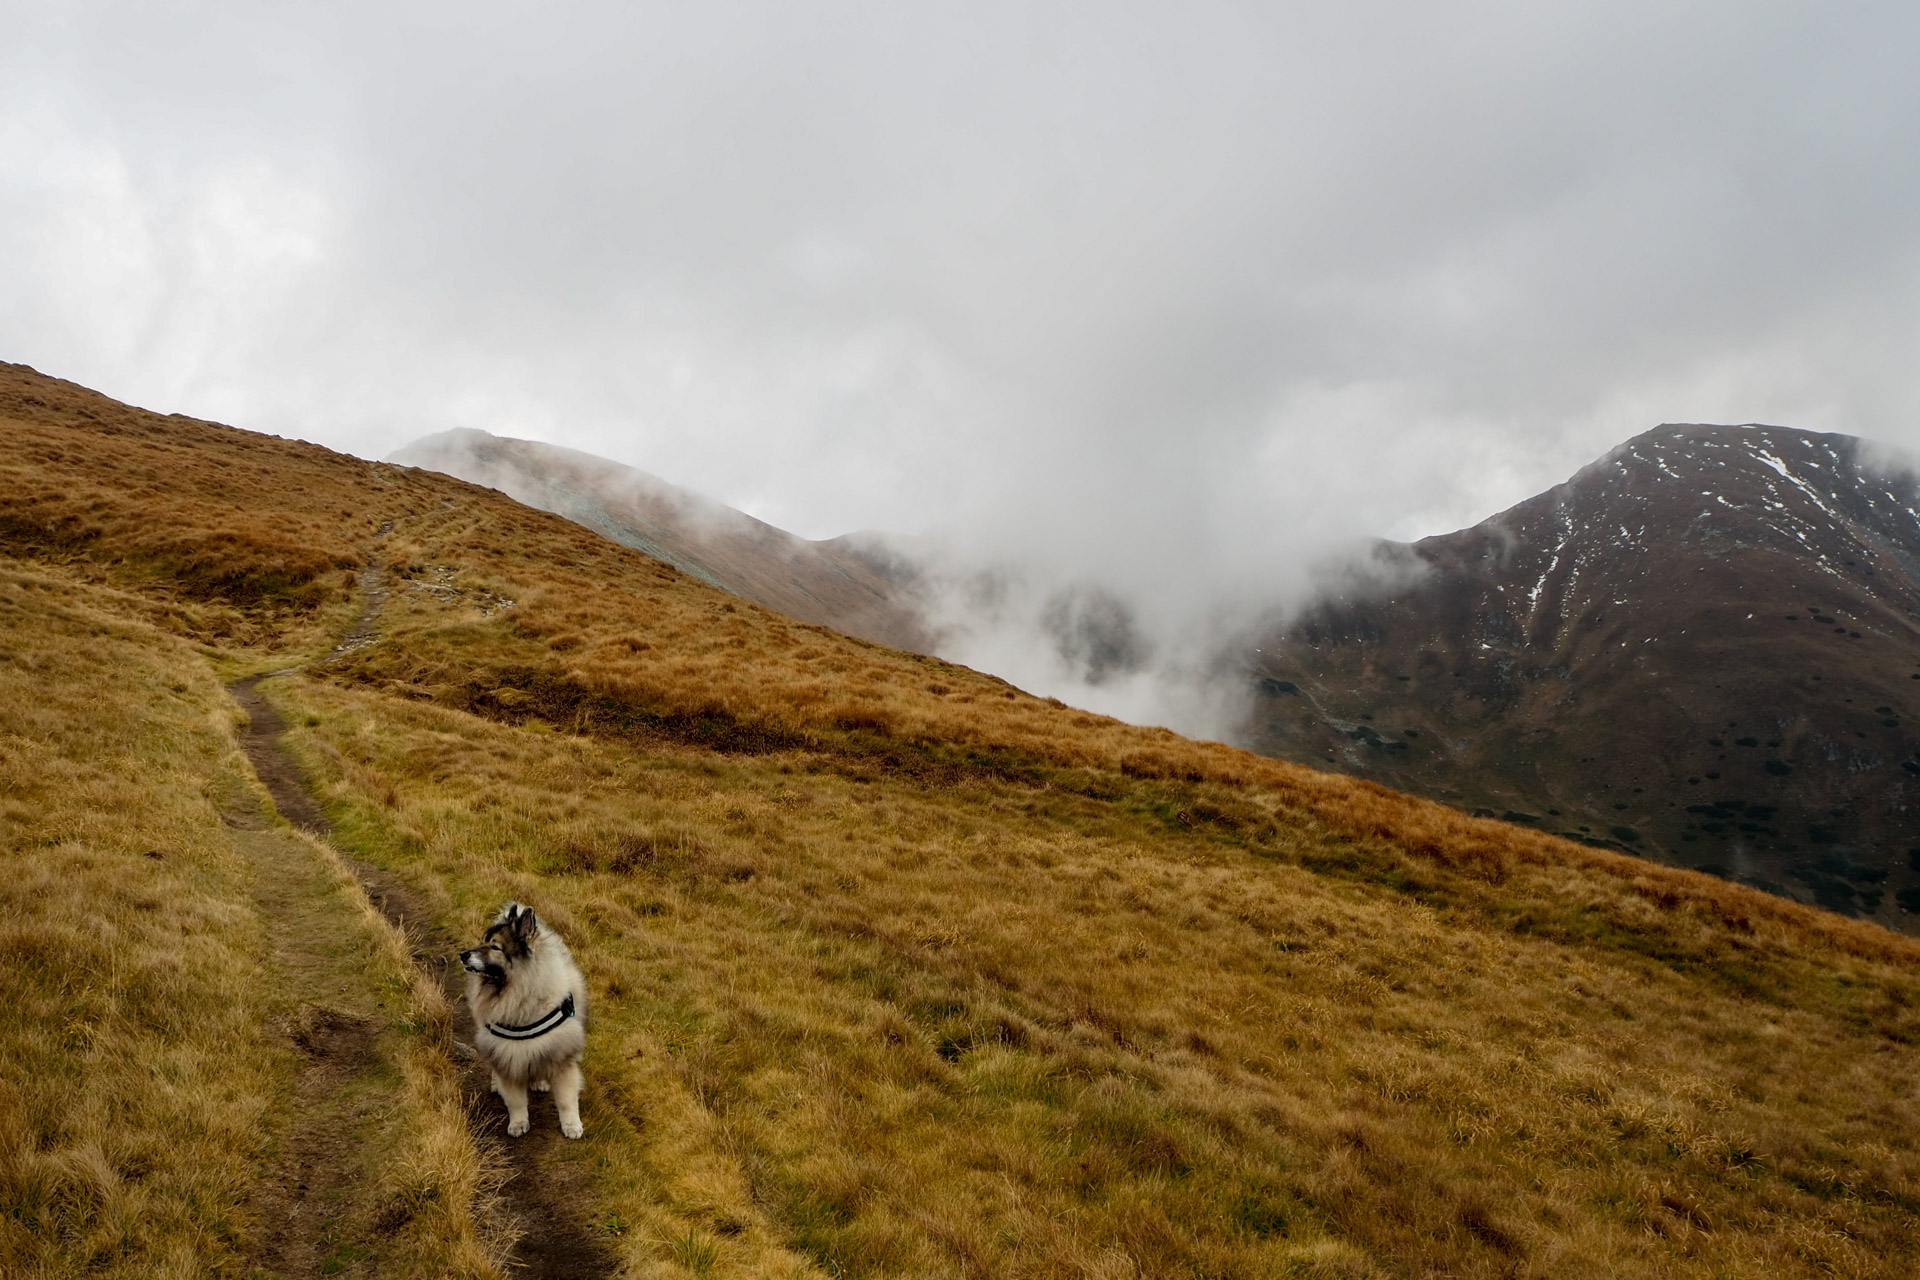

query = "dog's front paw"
[
  {"left": 560, "top": 1118, "right": 584, "bottom": 1139},
  {"left": 506, "top": 1116, "right": 529, "bottom": 1137}
]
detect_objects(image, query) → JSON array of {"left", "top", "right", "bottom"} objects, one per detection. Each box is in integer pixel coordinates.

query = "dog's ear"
[
  {"left": 486, "top": 902, "right": 538, "bottom": 959},
  {"left": 509, "top": 904, "right": 539, "bottom": 948}
]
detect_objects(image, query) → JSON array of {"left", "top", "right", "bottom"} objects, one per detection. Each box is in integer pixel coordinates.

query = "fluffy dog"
[{"left": 460, "top": 902, "right": 588, "bottom": 1139}]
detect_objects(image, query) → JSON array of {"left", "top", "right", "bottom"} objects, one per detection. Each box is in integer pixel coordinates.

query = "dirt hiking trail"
[
  {"left": 222, "top": 797, "right": 387, "bottom": 1279},
  {"left": 229, "top": 569, "right": 616, "bottom": 1279}
]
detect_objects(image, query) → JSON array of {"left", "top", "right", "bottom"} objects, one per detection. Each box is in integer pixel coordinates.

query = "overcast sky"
[{"left": 7, "top": 2, "right": 1920, "bottom": 611}]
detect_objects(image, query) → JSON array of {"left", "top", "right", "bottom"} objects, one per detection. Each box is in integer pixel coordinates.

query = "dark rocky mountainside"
[
  {"left": 392, "top": 429, "right": 932, "bottom": 652},
  {"left": 1243, "top": 424, "right": 1920, "bottom": 930}
]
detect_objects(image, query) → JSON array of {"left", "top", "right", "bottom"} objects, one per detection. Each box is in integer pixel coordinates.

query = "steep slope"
[
  {"left": 392, "top": 427, "right": 931, "bottom": 652},
  {"left": 1245, "top": 423, "right": 1920, "bottom": 928},
  {"left": 8, "top": 364, "right": 1920, "bottom": 1278}
]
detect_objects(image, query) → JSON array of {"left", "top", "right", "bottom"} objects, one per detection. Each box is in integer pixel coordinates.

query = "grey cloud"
[{"left": 7, "top": 2, "right": 1920, "bottom": 722}]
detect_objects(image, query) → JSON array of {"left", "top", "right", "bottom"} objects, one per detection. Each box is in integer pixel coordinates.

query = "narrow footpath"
[{"left": 228, "top": 562, "right": 616, "bottom": 1279}]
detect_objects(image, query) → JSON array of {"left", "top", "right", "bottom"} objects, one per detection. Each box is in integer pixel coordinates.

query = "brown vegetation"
[
  {"left": 0, "top": 559, "right": 496, "bottom": 1277},
  {"left": 4, "top": 358, "right": 1920, "bottom": 1277}
]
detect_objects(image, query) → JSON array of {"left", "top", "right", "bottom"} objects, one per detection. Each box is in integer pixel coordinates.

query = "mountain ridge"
[
  {"left": 1245, "top": 421, "right": 1920, "bottom": 929},
  {"left": 392, "top": 427, "right": 933, "bottom": 652},
  {"left": 394, "top": 417, "right": 1920, "bottom": 932}
]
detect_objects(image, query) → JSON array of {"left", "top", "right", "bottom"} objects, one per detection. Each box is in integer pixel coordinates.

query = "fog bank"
[{"left": 11, "top": 3, "right": 1920, "bottom": 727}]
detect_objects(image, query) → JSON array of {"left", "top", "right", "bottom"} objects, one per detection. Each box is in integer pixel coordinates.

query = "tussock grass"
[
  {"left": 271, "top": 671, "right": 1920, "bottom": 1277},
  {"left": 0, "top": 563, "right": 277, "bottom": 1276},
  {"left": 0, "top": 561, "right": 499, "bottom": 1276},
  {"left": 6, "top": 360, "right": 1920, "bottom": 1276}
]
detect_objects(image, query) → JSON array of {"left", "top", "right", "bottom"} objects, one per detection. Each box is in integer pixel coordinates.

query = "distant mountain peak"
[{"left": 1249, "top": 422, "right": 1920, "bottom": 930}]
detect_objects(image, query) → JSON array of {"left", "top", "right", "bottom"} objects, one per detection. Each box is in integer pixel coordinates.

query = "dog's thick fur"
[{"left": 461, "top": 902, "right": 588, "bottom": 1139}]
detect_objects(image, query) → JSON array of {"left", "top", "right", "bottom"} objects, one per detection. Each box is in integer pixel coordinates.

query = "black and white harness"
[{"left": 485, "top": 992, "right": 577, "bottom": 1041}]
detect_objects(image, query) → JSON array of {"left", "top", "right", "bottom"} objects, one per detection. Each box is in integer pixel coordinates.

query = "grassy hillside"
[
  {"left": 0, "top": 557, "right": 493, "bottom": 1275},
  {"left": 4, "top": 359, "right": 1920, "bottom": 1278}
]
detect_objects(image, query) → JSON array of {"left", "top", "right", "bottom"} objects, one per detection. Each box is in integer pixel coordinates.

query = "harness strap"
[{"left": 486, "top": 992, "right": 577, "bottom": 1041}]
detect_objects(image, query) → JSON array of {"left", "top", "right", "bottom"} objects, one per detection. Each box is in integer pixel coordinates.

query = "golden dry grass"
[
  {"left": 0, "top": 558, "right": 499, "bottom": 1276},
  {"left": 5, "top": 359, "right": 1920, "bottom": 1277},
  {"left": 268, "top": 669, "right": 1920, "bottom": 1278}
]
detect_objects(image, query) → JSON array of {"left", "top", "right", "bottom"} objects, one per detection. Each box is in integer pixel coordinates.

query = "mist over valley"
[{"left": 396, "top": 420, "right": 1920, "bottom": 932}]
